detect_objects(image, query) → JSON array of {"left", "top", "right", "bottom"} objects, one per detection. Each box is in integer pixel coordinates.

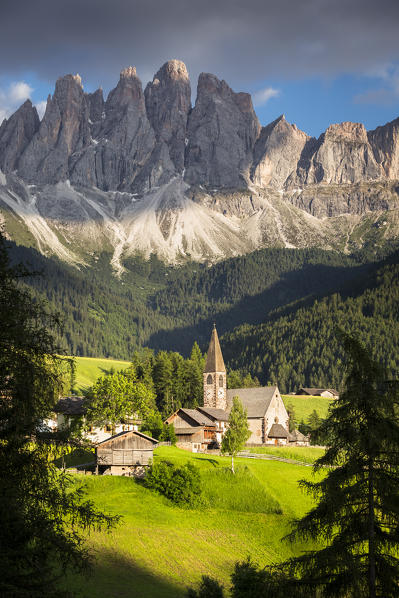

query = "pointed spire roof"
[{"left": 204, "top": 325, "right": 226, "bottom": 373}]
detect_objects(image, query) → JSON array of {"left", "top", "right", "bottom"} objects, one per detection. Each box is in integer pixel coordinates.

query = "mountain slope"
[{"left": 221, "top": 251, "right": 399, "bottom": 392}]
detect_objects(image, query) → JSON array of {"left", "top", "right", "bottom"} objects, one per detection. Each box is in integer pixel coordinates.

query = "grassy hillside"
[
  {"left": 282, "top": 395, "right": 333, "bottom": 423},
  {"left": 62, "top": 446, "right": 322, "bottom": 598},
  {"left": 71, "top": 356, "right": 131, "bottom": 392}
]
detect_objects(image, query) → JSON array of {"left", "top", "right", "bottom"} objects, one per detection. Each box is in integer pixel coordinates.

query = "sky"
[{"left": 0, "top": 0, "right": 398, "bottom": 137}]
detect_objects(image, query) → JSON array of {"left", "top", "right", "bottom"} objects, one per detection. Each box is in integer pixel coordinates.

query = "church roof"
[
  {"left": 204, "top": 325, "right": 226, "bottom": 373},
  {"left": 268, "top": 423, "right": 289, "bottom": 439},
  {"left": 226, "top": 386, "right": 279, "bottom": 418}
]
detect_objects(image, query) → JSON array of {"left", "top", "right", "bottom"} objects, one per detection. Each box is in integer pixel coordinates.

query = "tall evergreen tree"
[
  {"left": 0, "top": 233, "right": 117, "bottom": 597},
  {"left": 281, "top": 331, "right": 399, "bottom": 597}
]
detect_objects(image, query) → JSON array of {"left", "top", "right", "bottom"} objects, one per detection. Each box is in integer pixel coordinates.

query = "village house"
[
  {"left": 296, "top": 387, "right": 339, "bottom": 398},
  {"left": 166, "top": 325, "right": 299, "bottom": 450},
  {"left": 95, "top": 430, "right": 158, "bottom": 476},
  {"left": 50, "top": 396, "right": 140, "bottom": 443}
]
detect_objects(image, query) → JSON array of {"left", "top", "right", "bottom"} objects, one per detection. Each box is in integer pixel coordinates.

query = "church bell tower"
[{"left": 203, "top": 324, "right": 227, "bottom": 410}]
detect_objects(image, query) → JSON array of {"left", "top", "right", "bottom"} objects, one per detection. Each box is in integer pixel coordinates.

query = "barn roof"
[
  {"left": 196, "top": 406, "right": 229, "bottom": 421},
  {"left": 288, "top": 429, "right": 308, "bottom": 442},
  {"left": 297, "top": 387, "right": 339, "bottom": 396},
  {"left": 268, "top": 423, "right": 289, "bottom": 439},
  {"left": 226, "top": 386, "right": 278, "bottom": 418},
  {"left": 179, "top": 408, "right": 216, "bottom": 427},
  {"left": 97, "top": 430, "right": 158, "bottom": 446},
  {"left": 54, "top": 396, "right": 86, "bottom": 415},
  {"left": 204, "top": 325, "right": 226, "bottom": 373},
  {"left": 174, "top": 426, "right": 203, "bottom": 436}
]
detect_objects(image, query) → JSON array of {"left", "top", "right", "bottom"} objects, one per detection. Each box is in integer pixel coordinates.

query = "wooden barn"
[{"left": 96, "top": 430, "right": 158, "bottom": 476}]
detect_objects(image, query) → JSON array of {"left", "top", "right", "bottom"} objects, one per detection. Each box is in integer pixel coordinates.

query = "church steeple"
[{"left": 203, "top": 325, "right": 227, "bottom": 410}]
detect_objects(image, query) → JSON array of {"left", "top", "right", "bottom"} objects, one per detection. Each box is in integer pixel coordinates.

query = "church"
[{"left": 165, "top": 325, "right": 291, "bottom": 451}]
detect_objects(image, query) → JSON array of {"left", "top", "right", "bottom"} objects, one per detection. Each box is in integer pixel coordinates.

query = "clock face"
[
  {"left": 206, "top": 389, "right": 213, "bottom": 398},
  {"left": 218, "top": 388, "right": 224, "bottom": 398}
]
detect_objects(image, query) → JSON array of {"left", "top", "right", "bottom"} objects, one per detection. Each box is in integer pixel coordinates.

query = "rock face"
[
  {"left": 251, "top": 115, "right": 310, "bottom": 189},
  {"left": 0, "top": 60, "right": 398, "bottom": 264},
  {"left": 300, "top": 122, "right": 382, "bottom": 185},
  {"left": 368, "top": 117, "right": 399, "bottom": 180},
  {"left": 0, "top": 100, "right": 39, "bottom": 172},
  {"left": 18, "top": 74, "right": 90, "bottom": 184},
  {"left": 185, "top": 73, "right": 261, "bottom": 188},
  {"left": 145, "top": 59, "right": 191, "bottom": 173},
  {"left": 70, "top": 66, "right": 161, "bottom": 191}
]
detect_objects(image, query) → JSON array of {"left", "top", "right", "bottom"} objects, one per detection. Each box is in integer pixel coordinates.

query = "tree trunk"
[
  {"left": 231, "top": 454, "right": 235, "bottom": 474},
  {"left": 368, "top": 455, "right": 376, "bottom": 598}
]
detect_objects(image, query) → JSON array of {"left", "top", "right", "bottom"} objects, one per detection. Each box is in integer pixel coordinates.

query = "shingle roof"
[
  {"left": 268, "top": 423, "right": 289, "bottom": 439},
  {"left": 297, "top": 388, "right": 339, "bottom": 396},
  {"left": 54, "top": 396, "right": 86, "bottom": 416},
  {"left": 196, "top": 407, "right": 229, "bottom": 422},
  {"left": 226, "top": 386, "right": 278, "bottom": 418},
  {"left": 97, "top": 430, "right": 158, "bottom": 446},
  {"left": 179, "top": 408, "right": 215, "bottom": 427},
  {"left": 288, "top": 429, "right": 308, "bottom": 442},
  {"left": 175, "top": 427, "right": 203, "bottom": 436},
  {"left": 203, "top": 325, "right": 226, "bottom": 373}
]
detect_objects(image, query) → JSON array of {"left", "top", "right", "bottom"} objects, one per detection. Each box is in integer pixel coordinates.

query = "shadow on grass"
[
  {"left": 61, "top": 548, "right": 186, "bottom": 598},
  {"left": 193, "top": 457, "right": 219, "bottom": 467}
]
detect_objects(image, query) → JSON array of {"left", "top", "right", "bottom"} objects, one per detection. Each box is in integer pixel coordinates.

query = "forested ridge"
[
  {"left": 6, "top": 240, "right": 399, "bottom": 393},
  {"left": 222, "top": 250, "right": 399, "bottom": 393}
]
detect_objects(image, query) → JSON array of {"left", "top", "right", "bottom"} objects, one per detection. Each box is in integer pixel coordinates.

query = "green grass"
[
  {"left": 70, "top": 355, "right": 131, "bottom": 392},
  {"left": 242, "top": 446, "right": 325, "bottom": 464},
  {"left": 282, "top": 395, "right": 334, "bottom": 423},
  {"left": 63, "top": 446, "right": 322, "bottom": 598}
]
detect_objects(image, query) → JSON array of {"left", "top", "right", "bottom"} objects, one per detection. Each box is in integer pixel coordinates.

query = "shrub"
[
  {"left": 144, "top": 460, "right": 201, "bottom": 505},
  {"left": 187, "top": 575, "right": 225, "bottom": 598}
]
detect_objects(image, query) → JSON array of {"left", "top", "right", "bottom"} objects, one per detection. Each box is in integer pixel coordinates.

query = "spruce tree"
[{"left": 282, "top": 331, "right": 399, "bottom": 598}]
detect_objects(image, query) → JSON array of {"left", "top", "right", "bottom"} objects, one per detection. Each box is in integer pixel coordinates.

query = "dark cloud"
[{"left": 2, "top": 0, "right": 399, "bottom": 93}]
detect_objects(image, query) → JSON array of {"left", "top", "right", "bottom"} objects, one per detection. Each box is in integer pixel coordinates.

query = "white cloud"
[
  {"left": 0, "top": 80, "right": 33, "bottom": 122},
  {"left": 9, "top": 81, "right": 33, "bottom": 103},
  {"left": 252, "top": 87, "right": 280, "bottom": 107},
  {"left": 354, "top": 64, "right": 399, "bottom": 105}
]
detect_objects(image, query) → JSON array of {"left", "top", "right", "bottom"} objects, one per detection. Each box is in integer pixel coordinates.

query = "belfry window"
[
  {"left": 207, "top": 374, "right": 213, "bottom": 385},
  {"left": 219, "top": 375, "right": 224, "bottom": 387}
]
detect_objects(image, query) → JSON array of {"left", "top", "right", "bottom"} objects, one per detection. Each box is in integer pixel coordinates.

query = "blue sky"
[{"left": 1, "top": 0, "right": 398, "bottom": 138}]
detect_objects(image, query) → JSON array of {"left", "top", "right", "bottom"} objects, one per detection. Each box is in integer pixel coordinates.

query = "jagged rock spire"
[{"left": 204, "top": 324, "right": 226, "bottom": 373}]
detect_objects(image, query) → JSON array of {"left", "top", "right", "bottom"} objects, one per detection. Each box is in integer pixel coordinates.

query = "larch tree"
[{"left": 221, "top": 396, "right": 250, "bottom": 473}]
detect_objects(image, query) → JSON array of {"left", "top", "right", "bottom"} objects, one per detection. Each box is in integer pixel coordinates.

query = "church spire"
[
  {"left": 203, "top": 325, "right": 227, "bottom": 410},
  {"left": 204, "top": 325, "right": 226, "bottom": 373}
]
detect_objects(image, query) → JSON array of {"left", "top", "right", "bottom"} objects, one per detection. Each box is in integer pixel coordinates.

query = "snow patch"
[{"left": 0, "top": 171, "right": 6, "bottom": 186}]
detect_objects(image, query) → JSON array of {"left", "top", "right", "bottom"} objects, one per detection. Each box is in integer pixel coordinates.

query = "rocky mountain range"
[{"left": 0, "top": 59, "right": 398, "bottom": 268}]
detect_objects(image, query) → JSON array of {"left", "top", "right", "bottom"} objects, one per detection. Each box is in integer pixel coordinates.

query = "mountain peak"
[{"left": 120, "top": 66, "right": 137, "bottom": 79}]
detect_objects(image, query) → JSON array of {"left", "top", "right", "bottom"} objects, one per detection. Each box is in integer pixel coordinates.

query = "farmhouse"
[
  {"left": 296, "top": 387, "right": 339, "bottom": 398},
  {"left": 166, "top": 326, "right": 294, "bottom": 449},
  {"left": 51, "top": 396, "right": 140, "bottom": 443},
  {"left": 96, "top": 430, "right": 158, "bottom": 476}
]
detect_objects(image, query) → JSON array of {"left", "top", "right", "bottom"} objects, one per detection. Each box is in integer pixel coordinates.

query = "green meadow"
[
  {"left": 63, "top": 446, "right": 323, "bottom": 598},
  {"left": 71, "top": 356, "right": 130, "bottom": 391},
  {"left": 282, "top": 394, "right": 334, "bottom": 422}
]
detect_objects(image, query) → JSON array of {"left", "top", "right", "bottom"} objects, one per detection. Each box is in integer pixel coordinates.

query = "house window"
[
  {"left": 219, "top": 375, "right": 224, "bottom": 387},
  {"left": 207, "top": 374, "right": 213, "bottom": 385},
  {"left": 105, "top": 425, "right": 112, "bottom": 433}
]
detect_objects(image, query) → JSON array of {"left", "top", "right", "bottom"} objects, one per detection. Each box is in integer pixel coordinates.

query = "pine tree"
[
  {"left": 221, "top": 397, "right": 251, "bottom": 473},
  {"left": 281, "top": 331, "right": 399, "bottom": 598}
]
